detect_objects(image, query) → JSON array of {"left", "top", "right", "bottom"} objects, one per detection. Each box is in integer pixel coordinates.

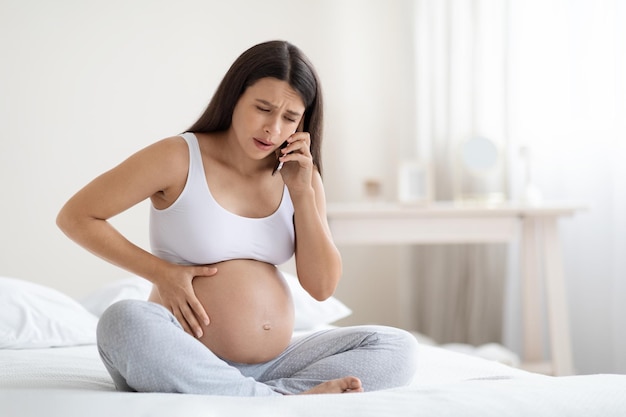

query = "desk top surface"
[{"left": 327, "top": 201, "right": 586, "bottom": 218}]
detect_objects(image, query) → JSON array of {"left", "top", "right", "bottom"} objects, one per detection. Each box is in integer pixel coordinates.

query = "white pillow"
[
  {"left": 0, "top": 277, "right": 98, "bottom": 349},
  {"left": 80, "top": 276, "right": 153, "bottom": 317},
  {"left": 282, "top": 272, "right": 352, "bottom": 330},
  {"left": 81, "top": 273, "right": 352, "bottom": 331}
]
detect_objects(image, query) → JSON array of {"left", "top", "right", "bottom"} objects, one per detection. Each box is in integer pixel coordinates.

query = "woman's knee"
[
  {"left": 368, "top": 326, "right": 419, "bottom": 385},
  {"left": 97, "top": 300, "right": 170, "bottom": 343},
  {"left": 393, "top": 328, "right": 419, "bottom": 376},
  {"left": 361, "top": 325, "right": 418, "bottom": 350},
  {"left": 98, "top": 300, "right": 144, "bottom": 332}
]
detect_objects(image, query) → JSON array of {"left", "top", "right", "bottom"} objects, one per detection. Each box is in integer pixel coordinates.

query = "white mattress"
[{"left": 2, "top": 342, "right": 625, "bottom": 417}]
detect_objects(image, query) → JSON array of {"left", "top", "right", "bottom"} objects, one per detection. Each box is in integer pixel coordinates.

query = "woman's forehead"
[{"left": 244, "top": 78, "right": 305, "bottom": 112}]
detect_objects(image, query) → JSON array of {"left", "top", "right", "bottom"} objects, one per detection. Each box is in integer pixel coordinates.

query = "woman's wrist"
[
  {"left": 142, "top": 255, "right": 175, "bottom": 286},
  {"left": 289, "top": 186, "right": 316, "bottom": 208}
]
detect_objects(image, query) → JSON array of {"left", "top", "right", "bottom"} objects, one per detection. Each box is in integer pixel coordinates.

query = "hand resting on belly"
[{"left": 150, "top": 259, "right": 295, "bottom": 364}]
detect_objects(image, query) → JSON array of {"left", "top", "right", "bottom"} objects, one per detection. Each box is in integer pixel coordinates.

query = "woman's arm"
[
  {"left": 291, "top": 170, "right": 342, "bottom": 301},
  {"left": 56, "top": 137, "right": 215, "bottom": 337},
  {"left": 278, "top": 131, "right": 342, "bottom": 301}
]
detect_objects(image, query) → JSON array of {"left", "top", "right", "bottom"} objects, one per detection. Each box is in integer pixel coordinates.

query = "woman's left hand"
[{"left": 278, "top": 131, "right": 314, "bottom": 193}]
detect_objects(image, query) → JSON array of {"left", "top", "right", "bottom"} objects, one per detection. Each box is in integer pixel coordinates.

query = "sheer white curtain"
[
  {"left": 412, "top": 0, "right": 626, "bottom": 373},
  {"left": 411, "top": 0, "right": 510, "bottom": 345},
  {"left": 506, "top": 0, "right": 626, "bottom": 374}
]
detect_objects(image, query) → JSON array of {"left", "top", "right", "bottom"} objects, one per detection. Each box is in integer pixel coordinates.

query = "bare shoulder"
[
  {"left": 58, "top": 135, "right": 192, "bottom": 220},
  {"left": 129, "top": 136, "right": 191, "bottom": 204},
  {"left": 120, "top": 136, "right": 188, "bottom": 179},
  {"left": 103, "top": 135, "right": 191, "bottom": 202},
  {"left": 139, "top": 135, "right": 189, "bottom": 167}
]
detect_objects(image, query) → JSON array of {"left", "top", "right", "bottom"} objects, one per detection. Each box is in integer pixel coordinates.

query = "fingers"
[
  {"left": 172, "top": 302, "right": 204, "bottom": 338},
  {"left": 281, "top": 132, "right": 311, "bottom": 153},
  {"left": 279, "top": 132, "right": 311, "bottom": 164},
  {"left": 187, "top": 292, "right": 210, "bottom": 327},
  {"left": 190, "top": 266, "right": 216, "bottom": 327},
  {"left": 183, "top": 266, "right": 217, "bottom": 335},
  {"left": 164, "top": 265, "right": 217, "bottom": 338},
  {"left": 183, "top": 302, "right": 205, "bottom": 338},
  {"left": 196, "top": 266, "right": 218, "bottom": 277},
  {"left": 170, "top": 295, "right": 208, "bottom": 338}
]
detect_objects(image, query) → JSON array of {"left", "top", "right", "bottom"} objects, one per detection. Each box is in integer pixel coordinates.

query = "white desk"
[{"left": 327, "top": 201, "right": 583, "bottom": 376}]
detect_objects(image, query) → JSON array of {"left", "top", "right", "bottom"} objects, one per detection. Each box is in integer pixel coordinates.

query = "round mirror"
[{"left": 460, "top": 136, "right": 499, "bottom": 173}]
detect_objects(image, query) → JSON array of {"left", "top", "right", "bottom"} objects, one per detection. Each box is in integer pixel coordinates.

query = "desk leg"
[
  {"left": 521, "top": 218, "right": 545, "bottom": 363},
  {"left": 521, "top": 217, "right": 575, "bottom": 376},
  {"left": 542, "top": 219, "right": 574, "bottom": 376}
]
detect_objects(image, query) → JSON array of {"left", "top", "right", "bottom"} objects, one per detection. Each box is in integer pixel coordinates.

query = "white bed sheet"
[{"left": 2, "top": 342, "right": 625, "bottom": 417}]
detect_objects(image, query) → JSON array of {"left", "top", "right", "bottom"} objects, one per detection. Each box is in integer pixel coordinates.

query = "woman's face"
[{"left": 230, "top": 77, "right": 305, "bottom": 161}]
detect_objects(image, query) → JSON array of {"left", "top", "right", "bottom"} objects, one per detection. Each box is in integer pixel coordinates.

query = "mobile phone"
[
  {"left": 272, "top": 116, "right": 305, "bottom": 176},
  {"left": 272, "top": 141, "right": 288, "bottom": 176}
]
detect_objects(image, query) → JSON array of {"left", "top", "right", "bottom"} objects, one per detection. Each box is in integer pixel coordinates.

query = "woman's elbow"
[
  {"left": 308, "top": 273, "right": 341, "bottom": 301},
  {"left": 56, "top": 206, "right": 70, "bottom": 232},
  {"left": 55, "top": 203, "right": 81, "bottom": 238},
  {"left": 310, "top": 288, "right": 335, "bottom": 302}
]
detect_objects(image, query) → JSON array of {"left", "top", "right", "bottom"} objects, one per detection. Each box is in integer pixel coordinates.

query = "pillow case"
[
  {"left": 282, "top": 272, "right": 352, "bottom": 330},
  {"left": 0, "top": 277, "right": 98, "bottom": 349},
  {"left": 81, "top": 272, "right": 352, "bottom": 331},
  {"left": 80, "top": 276, "right": 153, "bottom": 317}
]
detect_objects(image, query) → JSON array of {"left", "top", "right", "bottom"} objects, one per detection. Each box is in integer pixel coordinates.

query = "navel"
[{"left": 262, "top": 323, "right": 272, "bottom": 331}]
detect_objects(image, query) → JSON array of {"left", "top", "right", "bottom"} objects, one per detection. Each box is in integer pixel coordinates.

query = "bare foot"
[{"left": 299, "top": 377, "right": 363, "bottom": 395}]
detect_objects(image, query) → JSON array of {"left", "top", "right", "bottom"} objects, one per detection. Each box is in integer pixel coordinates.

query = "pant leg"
[
  {"left": 96, "top": 299, "right": 280, "bottom": 396},
  {"left": 240, "top": 325, "right": 418, "bottom": 394}
]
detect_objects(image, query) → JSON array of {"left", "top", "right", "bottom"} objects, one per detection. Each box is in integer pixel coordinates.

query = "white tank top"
[{"left": 149, "top": 132, "right": 295, "bottom": 265}]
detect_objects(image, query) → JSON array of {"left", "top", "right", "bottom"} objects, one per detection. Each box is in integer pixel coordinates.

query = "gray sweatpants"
[{"left": 96, "top": 300, "right": 418, "bottom": 396}]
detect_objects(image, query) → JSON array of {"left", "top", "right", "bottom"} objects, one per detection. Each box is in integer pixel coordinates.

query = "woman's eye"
[
  {"left": 257, "top": 106, "right": 270, "bottom": 112},
  {"left": 285, "top": 117, "right": 297, "bottom": 123}
]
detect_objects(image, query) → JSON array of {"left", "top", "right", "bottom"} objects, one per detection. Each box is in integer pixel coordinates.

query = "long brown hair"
[{"left": 188, "top": 40, "right": 325, "bottom": 175}]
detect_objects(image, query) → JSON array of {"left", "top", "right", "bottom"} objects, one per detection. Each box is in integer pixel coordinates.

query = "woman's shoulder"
[
  {"left": 122, "top": 135, "right": 190, "bottom": 182},
  {"left": 142, "top": 135, "right": 189, "bottom": 163},
  {"left": 151, "top": 134, "right": 189, "bottom": 152},
  {"left": 128, "top": 136, "right": 191, "bottom": 204}
]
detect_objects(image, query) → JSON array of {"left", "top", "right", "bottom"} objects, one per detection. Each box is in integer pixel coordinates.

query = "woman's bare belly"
[{"left": 149, "top": 260, "right": 294, "bottom": 364}]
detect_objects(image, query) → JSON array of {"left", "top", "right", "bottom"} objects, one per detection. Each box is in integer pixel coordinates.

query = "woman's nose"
[{"left": 264, "top": 116, "right": 281, "bottom": 136}]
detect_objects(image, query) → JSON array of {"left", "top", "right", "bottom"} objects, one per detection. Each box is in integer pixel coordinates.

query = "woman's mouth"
[{"left": 253, "top": 137, "right": 274, "bottom": 152}]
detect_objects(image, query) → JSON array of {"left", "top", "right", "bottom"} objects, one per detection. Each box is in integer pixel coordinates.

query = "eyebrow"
[{"left": 255, "top": 99, "right": 302, "bottom": 117}]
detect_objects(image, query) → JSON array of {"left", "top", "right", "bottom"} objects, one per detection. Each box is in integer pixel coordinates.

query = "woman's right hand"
[{"left": 154, "top": 264, "right": 218, "bottom": 338}]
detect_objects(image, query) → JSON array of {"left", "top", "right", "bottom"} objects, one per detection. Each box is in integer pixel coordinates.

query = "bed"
[{"left": 2, "top": 275, "right": 625, "bottom": 417}]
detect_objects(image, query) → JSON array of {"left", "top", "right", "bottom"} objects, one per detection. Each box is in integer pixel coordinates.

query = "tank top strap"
[{"left": 180, "top": 132, "right": 204, "bottom": 179}]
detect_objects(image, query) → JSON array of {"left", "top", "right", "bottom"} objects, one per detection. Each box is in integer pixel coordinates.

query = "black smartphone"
[
  {"left": 272, "top": 116, "right": 304, "bottom": 176},
  {"left": 272, "top": 141, "right": 289, "bottom": 176}
]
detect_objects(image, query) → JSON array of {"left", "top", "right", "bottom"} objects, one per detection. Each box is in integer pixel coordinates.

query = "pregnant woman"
[{"left": 56, "top": 40, "right": 417, "bottom": 396}]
